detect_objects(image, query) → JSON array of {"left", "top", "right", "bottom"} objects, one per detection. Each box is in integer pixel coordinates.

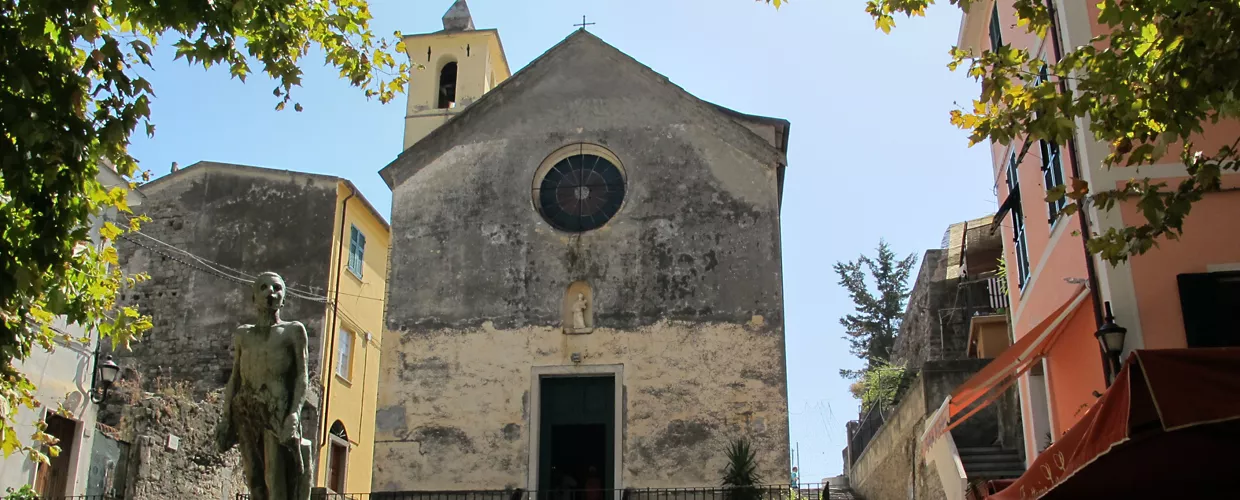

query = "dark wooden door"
[{"left": 538, "top": 376, "right": 614, "bottom": 496}]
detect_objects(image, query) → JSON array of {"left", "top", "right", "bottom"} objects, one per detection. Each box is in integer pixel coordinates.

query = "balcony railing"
[
  {"left": 958, "top": 273, "right": 1009, "bottom": 317},
  {"left": 238, "top": 484, "right": 837, "bottom": 500}
]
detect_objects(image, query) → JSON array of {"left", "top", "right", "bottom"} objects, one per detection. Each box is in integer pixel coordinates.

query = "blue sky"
[{"left": 129, "top": 0, "right": 995, "bottom": 482}]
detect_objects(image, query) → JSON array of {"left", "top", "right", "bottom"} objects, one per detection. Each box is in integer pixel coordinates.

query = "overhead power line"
[{"left": 120, "top": 230, "right": 386, "bottom": 303}]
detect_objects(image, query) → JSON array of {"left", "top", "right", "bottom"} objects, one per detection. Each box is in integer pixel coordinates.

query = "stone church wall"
[
  {"left": 372, "top": 321, "right": 787, "bottom": 491},
  {"left": 375, "top": 33, "right": 790, "bottom": 491}
]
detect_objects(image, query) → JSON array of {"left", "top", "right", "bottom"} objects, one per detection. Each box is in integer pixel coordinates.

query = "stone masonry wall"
[
  {"left": 110, "top": 386, "right": 247, "bottom": 499},
  {"left": 848, "top": 374, "right": 929, "bottom": 500},
  {"left": 115, "top": 162, "right": 337, "bottom": 397},
  {"left": 892, "top": 250, "right": 949, "bottom": 369}
]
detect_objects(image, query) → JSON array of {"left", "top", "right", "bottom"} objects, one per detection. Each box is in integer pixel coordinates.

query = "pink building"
[{"left": 925, "top": 1, "right": 1240, "bottom": 497}]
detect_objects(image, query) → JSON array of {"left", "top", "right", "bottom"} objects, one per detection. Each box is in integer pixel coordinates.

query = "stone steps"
[{"left": 958, "top": 446, "right": 1026, "bottom": 480}]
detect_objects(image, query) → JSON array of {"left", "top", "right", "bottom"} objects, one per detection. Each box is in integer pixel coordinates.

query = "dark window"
[
  {"left": 437, "top": 62, "right": 458, "bottom": 109},
  {"left": 534, "top": 154, "right": 626, "bottom": 232},
  {"left": 1007, "top": 152, "right": 1031, "bottom": 289},
  {"left": 1033, "top": 64, "right": 1067, "bottom": 223},
  {"left": 1040, "top": 139, "right": 1066, "bottom": 222},
  {"left": 989, "top": 4, "right": 1004, "bottom": 53},
  {"left": 1177, "top": 271, "right": 1240, "bottom": 348}
]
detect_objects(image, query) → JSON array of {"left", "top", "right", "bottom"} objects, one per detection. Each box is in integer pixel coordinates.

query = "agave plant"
[{"left": 722, "top": 438, "right": 763, "bottom": 500}]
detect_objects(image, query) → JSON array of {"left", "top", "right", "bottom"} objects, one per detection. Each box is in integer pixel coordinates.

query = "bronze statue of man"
[{"left": 216, "top": 272, "right": 313, "bottom": 500}]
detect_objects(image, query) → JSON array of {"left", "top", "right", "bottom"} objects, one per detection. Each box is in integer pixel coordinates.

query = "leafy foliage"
[
  {"left": 721, "top": 438, "right": 763, "bottom": 500},
  {"left": 855, "top": 360, "right": 907, "bottom": 411},
  {"left": 1, "top": 0, "right": 408, "bottom": 461},
  {"left": 761, "top": 1, "right": 1240, "bottom": 264},
  {"left": 834, "top": 240, "right": 916, "bottom": 379},
  {"left": 3, "top": 485, "right": 39, "bottom": 500}
]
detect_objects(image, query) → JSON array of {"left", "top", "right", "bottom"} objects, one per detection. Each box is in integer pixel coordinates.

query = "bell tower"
[{"left": 401, "top": 0, "right": 511, "bottom": 150}]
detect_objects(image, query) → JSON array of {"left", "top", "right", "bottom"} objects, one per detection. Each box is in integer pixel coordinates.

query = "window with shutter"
[
  {"left": 1006, "top": 152, "right": 1031, "bottom": 289},
  {"left": 347, "top": 225, "right": 365, "bottom": 278},
  {"left": 1033, "top": 64, "right": 1068, "bottom": 223},
  {"left": 989, "top": 4, "right": 1004, "bottom": 53}
]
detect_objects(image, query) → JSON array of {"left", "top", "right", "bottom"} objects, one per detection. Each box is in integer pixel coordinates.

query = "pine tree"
[{"left": 834, "top": 240, "right": 916, "bottom": 379}]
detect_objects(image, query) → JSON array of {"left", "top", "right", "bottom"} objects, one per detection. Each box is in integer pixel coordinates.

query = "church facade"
[{"left": 372, "top": 2, "right": 792, "bottom": 492}]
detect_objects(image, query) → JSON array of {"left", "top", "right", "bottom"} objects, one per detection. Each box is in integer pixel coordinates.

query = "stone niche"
[{"left": 561, "top": 280, "right": 594, "bottom": 334}]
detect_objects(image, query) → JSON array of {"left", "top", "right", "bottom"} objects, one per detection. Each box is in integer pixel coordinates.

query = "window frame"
[
  {"left": 335, "top": 328, "right": 355, "bottom": 381},
  {"left": 1033, "top": 63, "right": 1068, "bottom": 224},
  {"left": 347, "top": 224, "right": 365, "bottom": 279},
  {"left": 989, "top": 4, "right": 1004, "bottom": 53},
  {"left": 1007, "top": 152, "right": 1032, "bottom": 289}
]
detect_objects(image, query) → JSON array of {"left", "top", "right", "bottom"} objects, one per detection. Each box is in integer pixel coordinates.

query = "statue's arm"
[
  {"left": 222, "top": 328, "right": 243, "bottom": 409},
  {"left": 216, "top": 328, "right": 244, "bottom": 452},
  {"left": 287, "top": 322, "right": 309, "bottom": 423}
]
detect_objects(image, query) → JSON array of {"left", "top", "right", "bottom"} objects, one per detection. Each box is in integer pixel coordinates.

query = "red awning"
[
  {"left": 982, "top": 347, "right": 1240, "bottom": 500},
  {"left": 924, "top": 286, "right": 1089, "bottom": 444}
]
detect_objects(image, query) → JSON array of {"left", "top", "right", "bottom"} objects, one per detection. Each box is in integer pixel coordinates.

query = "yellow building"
[{"left": 318, "top": 182, "right": 390, "bottom": 494}]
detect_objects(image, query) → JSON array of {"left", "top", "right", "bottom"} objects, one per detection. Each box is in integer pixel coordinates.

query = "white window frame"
[{"left": 335, "top": 329, "right": 354, "bottom": 381}]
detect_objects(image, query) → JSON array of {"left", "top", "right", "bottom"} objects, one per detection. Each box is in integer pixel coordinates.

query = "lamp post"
[
  {"left": 89, "top": 354, "right": 121, "bottom": 404},
  {"left": 1094, "top": 301, "right": 1128, "bottom": 386}
]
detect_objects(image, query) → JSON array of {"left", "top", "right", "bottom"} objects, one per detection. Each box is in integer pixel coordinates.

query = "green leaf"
[{"left": 99, "top": 222, "right": 122, "bottom": 241}]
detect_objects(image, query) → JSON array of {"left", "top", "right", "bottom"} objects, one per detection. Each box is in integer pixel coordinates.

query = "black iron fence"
[
  {"left": 34, "top": 496, "right": 121, "bottom": 499},
  {"left": 847, "top": 401, "right": 888, "bottom": 465},
  {"left": 238, "top": 484, "right": 837, "bottom": 500}
]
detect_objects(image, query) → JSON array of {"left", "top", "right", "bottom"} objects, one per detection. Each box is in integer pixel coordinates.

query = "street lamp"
[
  {"left": 90, "top": 354, "right": 121, "bottom": 404},
  {"left": 1094, "top": 301, "right": 1128, "bottom": 385}
]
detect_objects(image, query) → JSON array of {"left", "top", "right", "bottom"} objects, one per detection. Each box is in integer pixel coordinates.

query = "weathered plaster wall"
[
  {"left": 372, "top": 321, "right": 787, "bottom": 491},
  {"left": 115, "top": 162, "right": 337, "bottom": 396},
  {"left": 383, "top": 33, "right": 784, "bottom": 335},
  {"left": 376, "top": 33, "right": 788, "bottom": 490}
]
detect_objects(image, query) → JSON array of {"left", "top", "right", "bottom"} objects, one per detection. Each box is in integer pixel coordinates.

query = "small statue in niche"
[{"left": 571, "top": 293, "right": 589, "bottom": 330}]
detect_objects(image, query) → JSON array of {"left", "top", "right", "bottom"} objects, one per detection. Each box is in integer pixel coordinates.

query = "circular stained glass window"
[{"left": 534, "top": 153, "right": 626, "bottom": 232}]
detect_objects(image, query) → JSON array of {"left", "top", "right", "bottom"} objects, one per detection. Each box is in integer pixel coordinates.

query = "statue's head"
[
  {"left": 253, "top": 272, "right": 286, "bottom": 312},
  {"left": 577, "top": 293, "right": 585, "bottom": 300}
]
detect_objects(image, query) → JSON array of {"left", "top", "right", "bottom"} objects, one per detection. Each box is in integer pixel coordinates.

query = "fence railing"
[
  {"left": 36, "top": 496, "right": 121, "bottom": 500},
  {"left": 847, "top": 402, "right": 888, "bottom": 466},
  {"left": 237, "top": 484, "right": 840, "bottom": 500}
]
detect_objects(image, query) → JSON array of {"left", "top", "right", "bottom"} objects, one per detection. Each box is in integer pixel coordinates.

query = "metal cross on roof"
[{"left": 573, "top": 15, "right": 596, "bottom": 30}]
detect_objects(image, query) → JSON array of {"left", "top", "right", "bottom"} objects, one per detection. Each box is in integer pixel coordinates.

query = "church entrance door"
[{"left": 538, "top": 376, "right": 615, "bottom": 499}]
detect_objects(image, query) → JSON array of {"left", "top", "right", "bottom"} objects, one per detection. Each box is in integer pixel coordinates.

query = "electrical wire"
[
  {"left": 123, "top": 230, "right": 386, "bottom": 303},
  {"left": 120, "top": 234, "right": 327, "bottom": 303}
]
